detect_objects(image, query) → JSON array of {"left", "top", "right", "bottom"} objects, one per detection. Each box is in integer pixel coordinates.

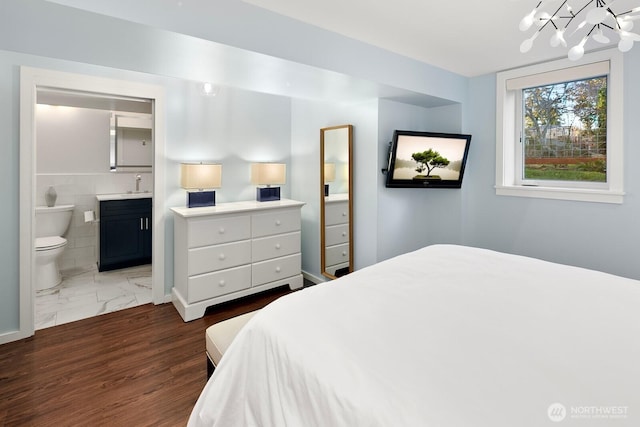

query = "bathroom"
[{"left": 34, "top": 92, "right": 154, "bottom": 329}]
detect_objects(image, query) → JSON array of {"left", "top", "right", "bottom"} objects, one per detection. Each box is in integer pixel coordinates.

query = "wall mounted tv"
[{"left": 385, "top": 130, "right": 472, "bottom": 189}]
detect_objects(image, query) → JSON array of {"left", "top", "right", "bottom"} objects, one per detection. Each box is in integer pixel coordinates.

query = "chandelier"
[{"left": 519, "top": 0, "right": 640, "bottom": 60}]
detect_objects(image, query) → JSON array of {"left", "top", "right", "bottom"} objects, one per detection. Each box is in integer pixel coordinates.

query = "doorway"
[{"left": 19, "top": 67, "right": 166, "bottom": 338}]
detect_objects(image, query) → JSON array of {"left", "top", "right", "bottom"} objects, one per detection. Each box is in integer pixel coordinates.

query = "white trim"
[
  {"left": 495, "top": 185, "right": 624, "bottom": 204},
  {"left": 505, "top": 60, "right": 610, "bottom": 90},
  {"left": 496, "top": 49, "right": 624, "bottom": 204},
  {"left": 16, "top": 67, "right": 166, "bottom": 342}
]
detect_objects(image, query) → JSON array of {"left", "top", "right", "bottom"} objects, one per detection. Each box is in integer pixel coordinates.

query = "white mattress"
[{"left": 188, "top": 244, "right": 640, "bottom": 426}]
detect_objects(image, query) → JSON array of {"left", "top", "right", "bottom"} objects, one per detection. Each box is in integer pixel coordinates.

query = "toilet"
[{"left": 35, "top": 204, "right": 74, "bottom": 291}]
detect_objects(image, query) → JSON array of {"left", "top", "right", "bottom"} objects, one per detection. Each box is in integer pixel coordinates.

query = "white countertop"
[
  {"left": 171, "top": 198, "right": 305, "bottom": 218},
  {"left": 96, "top": 192, "right": 152, "bottom": 201}
]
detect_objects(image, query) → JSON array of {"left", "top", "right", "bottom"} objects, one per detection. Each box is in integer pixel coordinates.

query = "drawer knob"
[
  {"left": 219, "top": 253, "right": 226, "bottom": 260},
  {"left": 342, "top": 231, "right": 347, "bottom": 237},
  {"left": 219, "top": 227, "right": 225, "bottom": 234},
  {"left": 219, "top": 280, "right": 226, "bottom": 287},
  {"left": 275, "top": 243, "right": 281, "bottom": 250},
  {"left": 342, "top": 251, "right": 347, "bottom": 257},
  {"left": 275, "top": 220, "right": 281, "bottom": 226},
  {"left": 275, "top": 266, "right": 281, "bottom": 273},
  {"left": 342, "top": 212, "right": 347, "bottom": 216}
]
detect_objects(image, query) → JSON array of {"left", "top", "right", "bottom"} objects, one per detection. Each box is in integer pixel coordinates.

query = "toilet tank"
[{"left": 35, "top": 205, "right": 75, "bottom": 238}]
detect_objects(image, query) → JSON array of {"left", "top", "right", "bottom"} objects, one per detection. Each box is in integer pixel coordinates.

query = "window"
[{"left": 496, "top": 50, "right": 623, "bottom": 203}]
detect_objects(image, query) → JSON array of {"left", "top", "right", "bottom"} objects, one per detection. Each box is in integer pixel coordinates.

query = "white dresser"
[
  {"left": 324, "top": 194, "right": 350, "bottom": 276},
  {"left": 171, "top": 199, "right": 305, "bottom": 321}
]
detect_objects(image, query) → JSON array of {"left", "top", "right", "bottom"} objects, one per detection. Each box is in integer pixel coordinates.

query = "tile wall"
[{"left": 36, "top": 171, "right": 153, "bottom": 271}]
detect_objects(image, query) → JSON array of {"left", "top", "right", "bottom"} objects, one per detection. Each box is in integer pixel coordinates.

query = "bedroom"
[{"left": 1, "top": 0, "right": 640, "bottom": 425}]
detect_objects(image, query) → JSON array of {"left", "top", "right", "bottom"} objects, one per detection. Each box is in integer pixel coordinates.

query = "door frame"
[{"left": 18, "top": 66, "right": 166, "bottom": 339}]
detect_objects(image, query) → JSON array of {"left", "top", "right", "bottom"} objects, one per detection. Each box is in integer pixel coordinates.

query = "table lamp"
[
  {"left": 181, "top": 163, "right": 222, "bottom": 208},
  {"left": 251, "top": 163, "right": 286, "bottom": 202}
]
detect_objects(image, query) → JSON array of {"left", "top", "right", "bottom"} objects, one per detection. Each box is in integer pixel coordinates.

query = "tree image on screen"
[{"left": 411, "top": 149, "right": 450, "bottom": 180}]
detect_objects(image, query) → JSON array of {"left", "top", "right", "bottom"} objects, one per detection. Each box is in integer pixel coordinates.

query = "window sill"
[{"left": 495, "top": 185, "right": 624, "bottom": 204}]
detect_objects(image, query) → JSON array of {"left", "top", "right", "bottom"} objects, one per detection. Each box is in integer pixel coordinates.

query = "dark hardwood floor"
[{"left": 0, "top": 286, "right": 295, "bottom": 426}]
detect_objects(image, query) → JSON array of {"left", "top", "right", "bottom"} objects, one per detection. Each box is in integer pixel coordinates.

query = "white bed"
[{"left": 188, "top": 244, "right": 640, "bottom": 426}]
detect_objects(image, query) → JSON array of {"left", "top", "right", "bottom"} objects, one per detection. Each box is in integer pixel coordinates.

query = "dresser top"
[
  {"left": 171, "top": 198, "right": 305, "bottom": 218},
  {"left": 324, "top": 193, "right": 348, "bottom": 203}
]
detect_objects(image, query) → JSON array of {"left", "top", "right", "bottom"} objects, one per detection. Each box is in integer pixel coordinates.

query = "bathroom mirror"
[
  {"left": 320, "top": 124, "right": 353, "bottom": 279},
  {"left": 110, "top": 113, "right": 153, "bottom": 171}
]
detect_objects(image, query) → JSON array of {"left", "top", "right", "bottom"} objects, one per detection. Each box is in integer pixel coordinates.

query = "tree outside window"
[{"left": 522, "top": 76, "right": 607, "bottom": 183}]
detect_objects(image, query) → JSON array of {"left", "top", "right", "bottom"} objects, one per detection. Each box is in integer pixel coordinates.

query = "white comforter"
[{"left": 188, "top": 245, "right": 640, "bottom": 426}]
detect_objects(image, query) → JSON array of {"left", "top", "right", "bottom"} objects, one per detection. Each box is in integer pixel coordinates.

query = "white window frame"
[{"left": 496, "top": 49, "right": 624, "bottom": 204}]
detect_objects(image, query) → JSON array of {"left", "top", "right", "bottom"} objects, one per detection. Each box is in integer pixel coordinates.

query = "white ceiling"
[
  {"left": 242, "top": 0, "right": 639, "bottom": 76},
  {"left": 42, "top": 0, "right": 639, "bottom": 78}
]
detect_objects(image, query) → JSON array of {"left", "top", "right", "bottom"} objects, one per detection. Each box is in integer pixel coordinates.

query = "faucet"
[{"left": 135, "top": 174, "right": 142, "bottom": 192}]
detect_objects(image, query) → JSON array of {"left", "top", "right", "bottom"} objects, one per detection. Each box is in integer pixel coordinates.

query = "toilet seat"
[{"left": 35, "top": 236, "right": 67, "bottom": 251}]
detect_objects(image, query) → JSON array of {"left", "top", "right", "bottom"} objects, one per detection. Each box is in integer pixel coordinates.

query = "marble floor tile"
[{"left": 35, "top": 263, "right": 152, "bottom": 330}]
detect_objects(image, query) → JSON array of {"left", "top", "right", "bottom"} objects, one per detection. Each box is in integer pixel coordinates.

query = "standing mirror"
[{"left": 320, "top": 124, "right": 353, "bottom": 279}]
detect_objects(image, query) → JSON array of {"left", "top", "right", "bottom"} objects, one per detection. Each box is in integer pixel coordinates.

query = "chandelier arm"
[
  {"left": 561, "top": 1, "right": 595, "bottom": 30},
  {"left": 543, "top": 0, "right": 569, "bottom": 31},
  {"left": 606, "top": 8, "right": 618, "bottom": 19},
  {"left": 599, "top": 22, "right": 615, "bottom": 31}
]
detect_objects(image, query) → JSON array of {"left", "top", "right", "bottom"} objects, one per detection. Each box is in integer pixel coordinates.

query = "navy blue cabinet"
[{"left": 99, "top": 198, "right": 152, "bottom": 272}]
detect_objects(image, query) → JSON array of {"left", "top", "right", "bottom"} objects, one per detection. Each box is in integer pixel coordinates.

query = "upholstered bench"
[{"left": 206, "top": 310, "right": 258, "bottom": 378}]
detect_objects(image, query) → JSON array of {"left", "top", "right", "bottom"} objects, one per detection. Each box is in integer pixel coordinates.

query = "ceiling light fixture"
[{"left": 519, "top": 0, "right": 640, "bottom": 60}]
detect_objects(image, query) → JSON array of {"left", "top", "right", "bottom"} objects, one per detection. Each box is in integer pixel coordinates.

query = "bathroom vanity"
[{"left": 96, "top": 193, "right": 152, "bottom": 272}]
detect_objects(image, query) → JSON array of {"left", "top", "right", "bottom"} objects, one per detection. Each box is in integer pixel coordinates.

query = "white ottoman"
[{"left": 206, "top": 310, "right": 258, "bottom": 378}]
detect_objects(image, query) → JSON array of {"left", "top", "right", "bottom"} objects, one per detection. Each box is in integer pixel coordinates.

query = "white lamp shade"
[
  {"left": 324, "top": 163, "right": 336, "bottom": 182},
  {"left": 251, "top": 163, "right": 286, "bottom": 185},
  {"left": 181, "top": 163, "right": 222, "bottom": 189}
]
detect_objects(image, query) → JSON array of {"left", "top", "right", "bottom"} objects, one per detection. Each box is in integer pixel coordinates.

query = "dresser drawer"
[
  {"left": 187, "top": 265, "right": 251, "bottom": 303},
  {"left": 188, "top": 240, "right": 251, "bottom": 276},
  {"left": 325, "top": 243, "right": 349, "bottom": 267},
  {"left": 252, "top": 253, "right": 301, "bottom": 286},
  {"left": 188, "top": 215, "right": 250, "bottom": 248},
  {"left": 252, "top": 209, "right": 300, "bottom": 238},
  {"left": 325, "top": 224, "right": 349, "bottom": 246},
  {"left": 325, "top": 202, "right": 349, "bottom": 226},
  {"left": 252, "top": 231, "right": 300, "bottom": 262}
]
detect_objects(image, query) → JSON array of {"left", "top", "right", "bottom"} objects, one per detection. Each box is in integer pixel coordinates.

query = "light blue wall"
[
  {"left": 376, "top": 100, "right": 465, "bottom": 261},
  {"left": 3, "top": 0, "right": 638, "bottom": 343},
  {"left": 0, "top": 50, "right": 294, "bottom": 335},
  {"left": 462, "top": 49, "right": 640, "bottom": 279},
  {"left": 0, "top": 0, "right": 468, "bottom": 337},
  {"left": 41, "top": 0, "right": 468, "bottom": 105},
  {"left": 290, "top": 99, "right": 379, "bottom": 280}
]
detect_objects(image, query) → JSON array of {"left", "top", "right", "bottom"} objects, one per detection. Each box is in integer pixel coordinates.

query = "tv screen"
[{"left": 385, "top": 130, "right": 471, "bottom": 189}]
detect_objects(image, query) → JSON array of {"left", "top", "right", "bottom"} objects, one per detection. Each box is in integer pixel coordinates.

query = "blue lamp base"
[
  {"left": 256, "top": 187, "right": 280, "bottom": 202},
  {"left": 187, "top": 190, "right": 216, "bottom": 208}
]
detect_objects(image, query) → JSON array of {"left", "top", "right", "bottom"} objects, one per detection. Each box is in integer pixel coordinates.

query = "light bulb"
[
  {"left": 586, "top": 7, "right": 609, "bottom": 25},
  {"left": 550, "top": 29, "right": 567, "bottom": 47},
  {"left": 620, "top": 30, "right": 640, "bottom": 41},
  {"left": 520, "top": 32, "right": 539, "bottom": 53},
  {"left": 618, "top": 38, "right": 634, "bottom": 52},
  {"left": 535, "top": 12, "right": 551, "bottom": 27},
  {"left": 519, "top": 10, "right": 536, "bottom": 31},
  {"left": 568, "top": 37, "right": 588, "bottom": 61},
  {"left": 592, "top": 28, "right": 610, "bottom": 44},
  {"left": 617, "top": 17, "right": 633, "bottom": 32}
]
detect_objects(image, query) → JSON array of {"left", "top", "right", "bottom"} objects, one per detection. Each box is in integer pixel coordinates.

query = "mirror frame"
[
  {"left": 110, "top": 112, "right": 153, "bottom": 172},
  {"left": 320, "top": 124, "right": 353, "bottom": 279}
]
